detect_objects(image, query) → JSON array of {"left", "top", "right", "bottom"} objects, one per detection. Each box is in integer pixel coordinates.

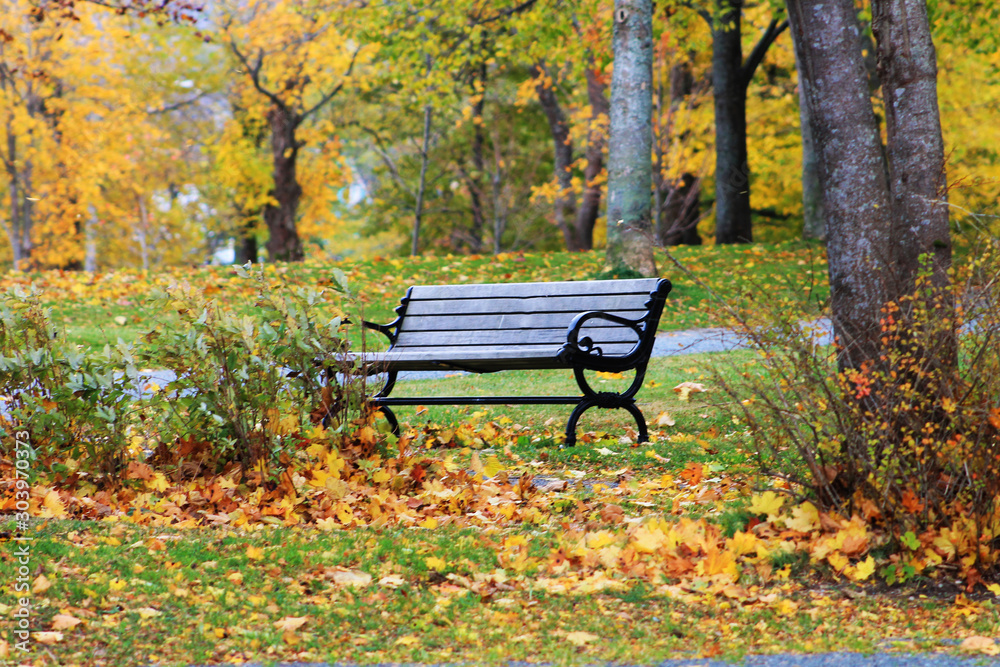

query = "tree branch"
[
  {"left": 741, "top": 18, "right": 789, "bottom": 88},
  {"left": 300, "top": 44, "right": 363, "bottom": 122},
  {"left": 228, "top": 40, "right": 286, "bottom": 112}
]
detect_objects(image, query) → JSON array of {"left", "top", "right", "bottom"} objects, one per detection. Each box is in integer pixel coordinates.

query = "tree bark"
[
  {"left": 657, "top": 61, "right": 702, "bottom": 246},
  {"left": 606, "top": 0, "right": 657, "bottom": 277},
  {"left": 872, "top": 0, "right": 951, "bottom": 293},
  {"left": 574, "top": 64, "right": 609, "bottom": 252},
  {"left": 264, "top": 104, "right": 305, "bottom": 262},
  {"left": 786, "top": 0, "right": 895, "bottom": 370},
  {"left": 790, "top": 26, "right": 825, "bottom": 241},
  {"left": 412, "top": 103, "right": 433, "bottom": 256},
  {"left": 712, "top": 0, "right": 752, "bottom": 244},
  {"left": 533, "top": 63, "right": 580, "bottom": 251}
]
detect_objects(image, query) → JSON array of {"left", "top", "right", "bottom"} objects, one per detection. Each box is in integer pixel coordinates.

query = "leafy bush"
[
  {"left": 710, "top": 239, "right": 1000, "bottom": 578},
  {"left": 0, "top": 286, "right": 139, "bottom": 479},
  {"left": 143, "top": 263, "right": 365, "bottom": 474}
]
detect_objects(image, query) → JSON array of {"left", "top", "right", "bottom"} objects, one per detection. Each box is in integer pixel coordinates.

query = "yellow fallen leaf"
[
  {"left": 274, "top": 616, "right": 308, "bottom": 632},
  {"left": 565, "top": 631, "right": 600, "bottom": 646},
  {"left": 483, "top": 455, "right": 504, "bottom": 478},
  {"left": 146, "top": 473, "right": 170, "bottom": 493},
  {"left": 109, "top": 578, "right": 128, "bottom": 591},
  {"left": 246, "top": 545, "right": 265, "bottom": 560},
  {"left": 673, "top": 381, "right": 706, "bottom": 401},
  {"left": 987, "top": 583, "right": 1000, "bottom": 597},
  {"left": 137, "top": 607, "right": 161, "bottom": 619},
  {"left": 586, "top": 531, "right": 617, "bottom": 550},
  {"left": 0, "top": 639, "right": 8, "bottom": 658},
  {"left": 748, "top": 491, "right": 785, "bottom": 517},
  {"left": 32, "top": 574, "right": 52, "bottom": 594},
  {"left": 51, "top": 614, "right": 82, "bottom": 631},
  {"left": 425, "top": 556, "right": 447, "bottom": 571},
  {"left": 419, "top": 517, "right": 438, "bottom": 529},
  {"left": 784, "top": 502, "right": 820, "bottom": 532},
  {"left": 851, "top": 555, "right": 876, "bottom": 581},
  {"left": 396, "top": 635, "right": 420, "bottom": 646},
  {"left": 41, "top": 490, "right": 66, "bottom": 518},
  {"left": 33, "top": 632, "right": 63, "bottom": 645}
]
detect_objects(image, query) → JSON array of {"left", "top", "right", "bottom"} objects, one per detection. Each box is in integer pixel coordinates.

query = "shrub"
[
  {"left": 700, "top": 238, "right": 1000, "bottom": 578},
  {"left": 143, "top": 263, "right": 366, "bottom": 474},
  {"left": 0, "top": 286, "right": 139, "bottom": 480}
]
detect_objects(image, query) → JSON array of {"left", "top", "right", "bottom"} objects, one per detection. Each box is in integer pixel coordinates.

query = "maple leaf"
[
  {"left": 850, "top": 555, "right": 876, "bottom": 581},
  {"left": 246, "top": 545, "right": 265, "bottom": 560},
  {"left": 784, "top": 502, "right": 820, "bottom": 532},
  {"left": 146, "top": 473, "right": 170, "bottom": 492},
  {"left": 40, "top": 490, "right": 66, "bottom": 518},
  {"left": 425, "top": 556, "right": 447, "bottom": 571},
  {"left": 749, "top": 491, "right": 785, "bottom": 517}
]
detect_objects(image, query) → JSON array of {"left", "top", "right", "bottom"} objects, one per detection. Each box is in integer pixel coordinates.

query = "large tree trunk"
[
  {"left": 264, "top": 104, "right": 305, "bottom": 262},
  {"left": 533, "top": 63, "right": 580, "bottom": 251},
  {"left": 872, "top": 0, "right": 951, "bottom": 293},
  {"left": 712, "top": 0, "right": 752, "bottom": 244},
  {"left": 605, "top": 0, "right": 657, "bottom": 277},
  {"left": 786, "top": 0, "right": 895, "bottom": 370}
]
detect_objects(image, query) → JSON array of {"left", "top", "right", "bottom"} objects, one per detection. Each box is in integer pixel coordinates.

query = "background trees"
[{"left": 0, "top": 0, "right": 996, "bottom": 269}]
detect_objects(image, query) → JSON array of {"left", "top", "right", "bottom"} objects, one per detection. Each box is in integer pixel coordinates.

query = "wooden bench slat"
[
  {"left": 395, "top": 311, "right": 641, "bottom": 333},
  {"left": 407, "top": 278, "right": 659, "bottom": 300},
  {"left": 395, "top": 327, "right": 640, "bottom": 348},
  {"left": 403, "top": 296, "right": 649, "bottom": 317}
]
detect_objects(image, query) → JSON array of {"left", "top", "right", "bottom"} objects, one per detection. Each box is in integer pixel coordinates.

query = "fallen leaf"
[
  {"left": 32, "top": 574, "right": 52, "bottom": 594},
  {"left": 136, "top": 607, "right": 161, "bottom": 619},
  {"left": 749, "top": 491, "right": 785, "bottom": 517},
  {"left": 274, "top": 616, "right": 308, "bottom": 632},
  {"left": 327, "top": 568, "right": 372, "bottom": 587},
  {"left": 246, "top": 545, "right": 265, "bottom": 560},
  {"left": 378, "top": 575, "right": 406, "bottom": 588},
  {"left": 33, "top": 632, "right": 63, "bottom": 645},
  {"left": 961, "top": 636, "right": 1000, "bottom": 655},
  {"left": 654, "top": 411, "right": 676, "bottom": 427},
  {"left": 51, "top": 614, "right": 82, "bottom": 630},
  {"left": 673, "top": 381, "right": 706, "bottom": 401},
  {"left": 396, "top": 635, "right": 420, "bottom": 646},
  {"left": 565, "top": 631, "right": 600, "bottom": 646}
]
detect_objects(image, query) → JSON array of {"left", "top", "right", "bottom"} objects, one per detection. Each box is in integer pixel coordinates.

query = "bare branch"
[{"left": 741, "top": 18, "right": 789, "bottom": 87}]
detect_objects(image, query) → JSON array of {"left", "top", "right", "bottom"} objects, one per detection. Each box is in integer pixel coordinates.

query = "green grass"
[
  {"left": 14, "top": 519, "right": 999, "bottom": 666},
  {"left": 2, "top": 242, "right": 831, "bottom": 350}
]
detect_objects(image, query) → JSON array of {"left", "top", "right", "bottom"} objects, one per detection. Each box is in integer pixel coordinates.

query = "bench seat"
[{"left": 355, "top": 277, "right": 672, "bottom": 445}]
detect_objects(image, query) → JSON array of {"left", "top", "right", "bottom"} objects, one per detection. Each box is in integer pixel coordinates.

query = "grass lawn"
[{"left": 4, "top": 243, "right": 1000, "bottom": 666}]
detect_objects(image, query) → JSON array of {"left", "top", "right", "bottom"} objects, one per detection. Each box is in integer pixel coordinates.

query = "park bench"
[{"left": 359, "top": 277, "right": 672, "bottom": 446}]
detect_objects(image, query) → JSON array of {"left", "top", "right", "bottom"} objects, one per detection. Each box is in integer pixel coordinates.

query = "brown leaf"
[{"left": 51, "top": 614, "right": 82, "bottom": 630}]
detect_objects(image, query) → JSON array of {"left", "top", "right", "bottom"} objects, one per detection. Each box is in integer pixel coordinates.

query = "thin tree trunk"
[
  {"left": 85, "top": 205, "right": 98, "bottom": 272},
  {"left": 712, "top": 0, "right": 752, "bottom": 244},
  {"left": 658, "top": 61, "right": 702, "bottom": 246},
  {"left": 791, "top": 23, "right": 825, "bottom": 241},
  {"left": 786, "top": 0, "right": 895, "bottom": 370},
  {"left": 606, "top": 0, "right": 657, "bottom": 277},
  {"left": 137, "top": 196, "right": 150, "bottom": 270},
  {"left": 464, "top": 61, "right": 488, "bottom": 254},
  {"left": 264, "top": 104, "right": 305, "bottom": 262},
  {"left": 491, "top": 133, "right": 507, "bottom": 255},
  {"left": 872, "top": 0, "right": 951, "bottom": 293},
  {"left": 533, "top": 62, "right": 580, "bottom": 251},
  {"left": 574, "top": 63, "right": 609, "bottom": 251},
  {"left": 412, "top": 103, "right": 433, "bottom": 256}
]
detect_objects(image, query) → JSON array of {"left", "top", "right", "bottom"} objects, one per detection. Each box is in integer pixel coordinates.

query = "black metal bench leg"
[
  {"left": 374, "top": 405, "right": 400, "bottom": 437},
  {"left": 565, "top": 399, "right": 649, "bottom": 447},
  {"left": 622, "top": 402, "right": 649, "bottom": 443},
  {"left": 564, "top": 399, "right": 597, "bottom": 447}
]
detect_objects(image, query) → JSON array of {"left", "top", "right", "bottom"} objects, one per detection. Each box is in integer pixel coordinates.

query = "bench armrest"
[
  {"left": 363, "top": 320, "right": 397, "bottom": 346},
  {"left": 564, "top": 310, "right": 645, "bottom": 357}
]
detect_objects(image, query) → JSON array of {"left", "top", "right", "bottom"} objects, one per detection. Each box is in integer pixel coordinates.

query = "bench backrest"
[{"left": 391, "top": 278, "right": 669, "bottom": 360}]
